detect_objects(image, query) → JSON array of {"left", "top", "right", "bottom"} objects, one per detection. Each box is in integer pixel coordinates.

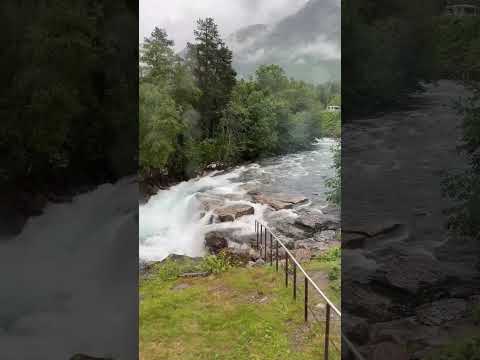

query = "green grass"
[
  {"left": 140, "top": 263, "right": 341, "bottom": 360},
  {"left": 303, "top": 246, "right": 341, "bottom": 306}
]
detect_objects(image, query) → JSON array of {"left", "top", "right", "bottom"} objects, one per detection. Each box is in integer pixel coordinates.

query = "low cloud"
[{"left": 140, "top": 0, "right": 309, "bottom": 51}]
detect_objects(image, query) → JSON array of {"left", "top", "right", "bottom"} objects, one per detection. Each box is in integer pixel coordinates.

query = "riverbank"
[{"left": 139, "top": 138, "right": 339, "bottom": 265}]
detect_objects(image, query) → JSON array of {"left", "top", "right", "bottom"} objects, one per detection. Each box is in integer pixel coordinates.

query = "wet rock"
[
  {"left": 272, "top": 221, "right": 308, "bottom": 240},
  {"left": 344, "top": 315, "right": 370, "bottom": 344},
  {"left": 227, "top": 245, "right": 260, "bottom": 262},
  {"left": 196, "top": 194, "right": 224, "bottom": 212},
  {"left": 252, "top": 193, "right": 307, "bottom": 210},
  {"left": 214, "top": 204, "right": 254, "bottom": 222},
  {"left": 343, "top": 222, "right": 400, "bottom": 238},
  {"left": 370, "top": 342, "right": 409, "bottom": 360},
  {"left": 376, "top": 253, "right": 446, "bottom": 294},
  {"left": 293, "top": 248, "right": 312, "bottom": 262},
  {"left": 313, "top": 230, "right": 338, "bottom": 242},
  {"left": 254, "top": 258, "right": 266, "bottom": 267},
  {"left": 343, "top": 282, "right": 398, "bottom": 322},
  {"left": 294, "top": 211, "right": 339, "bottom": 232},
  {"left": 295, "top": 239, "right": 330, "bottom": 254},
  {"left": 343, "top": 232, "right": 367, "bottom": 249},
  {"left": 205, "top": 231, "right": 229, "bottom": 254},
  {"left": 369, "top": 316, "right": 439, "bottom": 347},
  {"left": 415, "top": 298, "right": 467, "bottom": 326}
]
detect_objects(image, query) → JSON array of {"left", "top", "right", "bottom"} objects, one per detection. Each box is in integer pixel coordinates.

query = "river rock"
[
  {"left": 205, "top": 231, "right": 229, "bottom": 254},
  {"left": 344, "top": 315, "right": 370, "bottom": 344},
  {"left": 214, "top": 204, "right": 254, "bottom": 222},
  {"left": 295, "top": 239, "right": 330, "bottom": 254},
  {"left": 415, "top": 298, "right": 467, "bottom": 326},
  {"left": 343, "top": 282, "right": 398, "bottom": 322},
  {"left": 375, "top": 253, "right": 446, "bottom": 294},
  {"left": 370, "top": 342, "right": 409, "bottom": 360},
  {"left": 294, "top": 211, "right": 339, "bottom": 232},
  {"left": 196, "top": 194, "right": 224, "bottom": 212},
  {"left": 252, "top": 193, "right": 307, "bottom": 210}
]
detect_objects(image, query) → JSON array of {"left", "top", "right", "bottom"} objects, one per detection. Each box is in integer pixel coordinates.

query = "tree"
[
  {"left": 140, "top": 27, "right": 175, "bottom": 83},
  {"left": 139, "top": 83, "right": 182, "bottom": 175},
  {"left": 255, "top": 64, "right": 289, "bottom": 95},
  {"left": 187, "top": 18, "right": 236, "bottom": 138}
]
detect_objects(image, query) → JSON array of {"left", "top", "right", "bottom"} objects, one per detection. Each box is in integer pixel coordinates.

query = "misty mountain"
[{"left": 226, "top": 0, "right": 340, "bottom": 83}]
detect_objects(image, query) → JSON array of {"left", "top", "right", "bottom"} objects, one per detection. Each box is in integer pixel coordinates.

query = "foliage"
[
  {"left": 187, "top": 18, "right": 237, "bottom": 138},
  {"left": 342, "top": 0, "right": 441, "bottom": 118},
  {"left": 139, "top": 83, "right": 182, "bottom": 174},
  {"left": 1, "top": 1, "right": 138, "bottom": 200},
  {"left": 443, "top": 85, "right": 480, "bottom": 239},
  {"left": 326, "top": 143, "right": 341, "bottom": 205},
  {"left": 201, "top": 251, "right": 234, "bottom": 274},
  {"left": 139, "top": 23, "right": 341, "bottom": 182}
]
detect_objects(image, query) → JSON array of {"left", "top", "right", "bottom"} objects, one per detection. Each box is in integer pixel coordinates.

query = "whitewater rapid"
[{"left": 139, "top": 138, "right": 337, "bottom": 262}]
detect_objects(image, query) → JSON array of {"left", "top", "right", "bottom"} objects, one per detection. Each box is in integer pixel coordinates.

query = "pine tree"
[
  {"left": 141, "top": 27, "right": 176, "bottom": 83},
  {"left": 187, "top": 18, "right": 236, "bottom": 138}
]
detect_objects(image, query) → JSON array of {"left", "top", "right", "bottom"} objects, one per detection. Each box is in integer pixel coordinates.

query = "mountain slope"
[{"left": 227, "top": 0, "right": 340, "bottom": 83}]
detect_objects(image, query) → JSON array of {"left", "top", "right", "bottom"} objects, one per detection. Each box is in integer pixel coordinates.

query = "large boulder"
[
  {"left": 214, "top": 204, "right": 254, "bottom": 222},
  {"left": 294, "top": 211, "right": 340, "bottom": 232},
  {"left": 374, "top": 253, "right": 446, "bottom": 294},
  {"left": 196, "top": 194, "right": 224, "bottom": 212},
  {"left": 371, "top": 342, "right": 409, "bottom": 360},
  {"left": 205, "top": 231, "right": 229, "bottom": 254},
  {"left": 252, "top": 193, "right": 307, "bottom": 210},
  {"left": 415, "top": 298, "right": 467, "bottom": 326}
]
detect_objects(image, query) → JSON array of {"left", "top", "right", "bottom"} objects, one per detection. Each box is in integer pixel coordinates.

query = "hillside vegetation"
[{"left": 139, "top": 19, "right": 340, "bottom": 184}]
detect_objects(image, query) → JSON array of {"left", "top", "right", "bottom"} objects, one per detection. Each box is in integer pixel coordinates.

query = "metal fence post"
[
  {"left": 270, "top": 233, "right": 273, "bottom": 266},
  {"left": 293, "top": 263, "right": 297, "bottom": 300},
  {"left": 264, "top": 228, "right": 267, "bottom": 261},
  {"left": 304, "top": 277, "right": 308, "bottom": 322},
  {"left": 324, "top": 304, "right": 331, "bottom": 360},
  {"left": 285, "top": 255, "right": 288, "bottom": 288},
  {"left": 275, "top": 241, "right": 279, "bottom": 272}
]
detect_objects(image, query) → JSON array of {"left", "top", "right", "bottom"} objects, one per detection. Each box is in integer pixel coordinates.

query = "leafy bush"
[{"left": 201, "top": 250, "right": 235, "bottom": 274}]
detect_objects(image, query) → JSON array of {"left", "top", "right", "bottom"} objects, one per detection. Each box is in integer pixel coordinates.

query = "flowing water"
[{"left": 139, "top": 138, "right": 337, "bottom": 262}]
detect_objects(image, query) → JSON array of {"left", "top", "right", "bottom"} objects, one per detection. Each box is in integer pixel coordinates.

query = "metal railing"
[{"left": 254, "top": 219, "right": 365, "bottom": 360}]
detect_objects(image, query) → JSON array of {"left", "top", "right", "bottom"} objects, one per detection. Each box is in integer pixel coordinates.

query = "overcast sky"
[{"left": 140, "top": 0, "right": 309, "bottom": 51}]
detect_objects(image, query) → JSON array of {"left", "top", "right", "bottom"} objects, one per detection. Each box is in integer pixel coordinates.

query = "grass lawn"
[{"left": 140, "top": 259, "right": 341, "bottom": 360}]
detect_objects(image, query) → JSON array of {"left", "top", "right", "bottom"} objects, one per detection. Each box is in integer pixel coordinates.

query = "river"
[{"left": 139, "top": 138, "right": 338, "bottom": 262}]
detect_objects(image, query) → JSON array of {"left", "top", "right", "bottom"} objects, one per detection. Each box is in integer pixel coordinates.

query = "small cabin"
[
  {"left": 444, "top": 0, "right": 480, "bottom": 16},
  {"left": 326, "top": 105, "right": 341, "bottom": 112}
]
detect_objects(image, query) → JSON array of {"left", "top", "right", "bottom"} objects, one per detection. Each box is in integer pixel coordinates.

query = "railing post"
[
  {"left": 324, "top": 304, "right": 331, "bottom": 360},
  {"left": 260, "top": 225, "right": 263, "bottom": 253},
  {"left": 285, "top": 255, "right": 288, "bottom": 288},
  {"left": 275, "top": 241, "right": 279, "bottom": 272},
  {"left": 264, "top": 228, "right": 267, "bottom": 261},
  {"left": 293, "top": 263, "right": 297, "bottom": 300},
  {"left": 256, "top": 222, "right": 259, "bottom": 249},
  {"left": 304, "top": 277, "right": 308, "bottom": 322},
  {"left": 270, "top": 233, "right": 273, "bottom": 266}
]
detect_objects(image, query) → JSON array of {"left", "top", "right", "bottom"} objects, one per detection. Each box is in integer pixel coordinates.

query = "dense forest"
[
  {"left": 1, "top": 1, "right": 137, "bottom": 231},
  {"left": 139, "top": 18, "right": 341, "bottom": 187}
]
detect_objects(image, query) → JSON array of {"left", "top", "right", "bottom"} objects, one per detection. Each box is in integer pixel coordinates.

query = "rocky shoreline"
[{"left": 141, "top": 186, "right": 341, "bottom": 277}]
